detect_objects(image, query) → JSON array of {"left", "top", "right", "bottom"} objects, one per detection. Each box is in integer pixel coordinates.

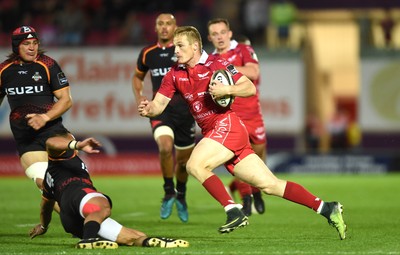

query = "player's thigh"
[
  {"left": 251, "top": 142, "right": 266, "bottom": 161},
  {"left": 20, "top": 151, "right": 48, "bottom": 170},
  {"left": 175, "top": 145, "right": 194, "bottom": 165},
  {"left": 154, "top": 126, "right": 174, "bottom": 151},
  {"left": 187, "top": 138, "right": 234, "bottom": 172},
  {"left": 234, "top": 154, "right": 280, "bottom": 190}
]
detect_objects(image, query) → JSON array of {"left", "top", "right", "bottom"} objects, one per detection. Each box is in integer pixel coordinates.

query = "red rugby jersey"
[
  {"left": 158, "top": 51, "right": 243, "bottom": 134},
  {"left": 212, "top": 40, "right": 262, "bottom": 121}
]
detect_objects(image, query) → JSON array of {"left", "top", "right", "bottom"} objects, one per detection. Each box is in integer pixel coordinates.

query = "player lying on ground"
[{"left": 29, "top": 133, "right": 189, "bottom": 249}]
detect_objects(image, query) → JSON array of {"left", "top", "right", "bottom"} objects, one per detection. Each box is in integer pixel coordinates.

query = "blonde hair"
[{"left": 174, "top": 26, "right": 202, "bottom": 50}]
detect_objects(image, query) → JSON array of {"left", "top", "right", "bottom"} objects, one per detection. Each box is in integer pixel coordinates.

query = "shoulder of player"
[
  {"left": 236, "top": 43, "right": 255, "bottom": 53},
  {"left": 206, "top": 55, "right": 232, "bottom": 69},
  {"left": 36, "top": 54, "right": 57, "bottom": 67},
  {"left": 141, "top": 43, "right": 174, "bottom": 54},
  {"left": 0, "top": 60, "right": 12, "bottom": 73}
]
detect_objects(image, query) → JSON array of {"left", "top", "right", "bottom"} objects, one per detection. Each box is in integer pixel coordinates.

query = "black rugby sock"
[{"left": 82, "top": 220, "right": 101, "bottom": 239}]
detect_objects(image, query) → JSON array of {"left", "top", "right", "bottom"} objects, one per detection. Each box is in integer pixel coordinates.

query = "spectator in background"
[
  {"left": 119, "top": 11, "right": 145, "bottom": 45},
  {"left": 380, "top": 9, "right": 395, "bottom": 48},
  {"left": 57, "top": 1, "right": 86, "bottom": 45},
  {"left": 241, "top": 0, "right": 269, "bottom": 45},
  {"left": 305, "top": 111, "right": 323, "bottom": 153},
  {"left": 327, "top": 105, "right": 350, "bottom": 152},
  {"left": 269, "top": 0, "right": 297, "bottom": 49}
]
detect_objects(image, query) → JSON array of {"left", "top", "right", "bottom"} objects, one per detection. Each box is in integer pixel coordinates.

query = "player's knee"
[
  {"left": 185, "top": 159, "right": 196, "bottom": 175},
  {"left": 186, "top": 159, "right": 209, "bottom": 177},
  {"left": 82, "top": 203, "right": 111, "bottom": 218},
  {"left": 260, "top": 179, "right": 281, "bottom": 195},
  {"left": 158, "top": 145, "right": 173, "bottom": 157}
]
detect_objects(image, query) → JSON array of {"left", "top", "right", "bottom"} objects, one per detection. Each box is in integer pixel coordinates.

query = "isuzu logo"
[{"left": 5, "top": 85, "right": 44, "bottom": 95}]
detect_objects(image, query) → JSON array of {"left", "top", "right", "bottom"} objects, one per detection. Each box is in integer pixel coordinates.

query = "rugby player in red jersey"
[
  {"left": 138, "top": 26, "right": 347, "bottom": 240},
  {"left": 208, "top": 18, "right": 266, "bottom": 216}
]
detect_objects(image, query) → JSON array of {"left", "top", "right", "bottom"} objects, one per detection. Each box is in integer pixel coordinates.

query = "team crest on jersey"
[
  {"left": 31, "top": 72, "right": 42, "bottom": 82},
  {"left": 57, "top": 72, "right": 68, "bottom": 85},
  {"left": 193, "top": 101, "right": 203, "bottom": 112},
  {"left": 226, "top": 64, "right": 238, "bottom": 75}
]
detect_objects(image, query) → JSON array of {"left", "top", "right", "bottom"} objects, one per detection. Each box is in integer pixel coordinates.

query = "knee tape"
[
  {"left": 79, "top": 192, "right": 107, "bottom": 218},
  {"left": 98, "top": 217, "right": 123, "bottom": 242},
  {"left": 82, "top": 203, "right": 101, "bottom": 215},
  {"left": 25, "top": 162, "right": 48, "bottom": 182},
  {"left": 154, "top": 126, "right": 174, "bottom": 141}
]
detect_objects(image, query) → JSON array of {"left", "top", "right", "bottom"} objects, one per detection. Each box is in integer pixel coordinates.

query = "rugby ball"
[{"left": 210, "top": 69, "right": 235, "bottom": 107}]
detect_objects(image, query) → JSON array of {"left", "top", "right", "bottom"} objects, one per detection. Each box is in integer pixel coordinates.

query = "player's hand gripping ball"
[{"left": 210, "top": 69, "right": 235, "bottom": 107}]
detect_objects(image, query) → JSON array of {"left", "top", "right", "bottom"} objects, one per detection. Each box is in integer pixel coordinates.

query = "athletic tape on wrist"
[{"left": 68, "top": 140, "right": 78, "bottom": 150}]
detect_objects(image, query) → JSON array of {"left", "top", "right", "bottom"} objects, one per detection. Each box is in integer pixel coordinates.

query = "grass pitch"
[{"left": 0, "top": 173, "right": 399, "bottom": 254}]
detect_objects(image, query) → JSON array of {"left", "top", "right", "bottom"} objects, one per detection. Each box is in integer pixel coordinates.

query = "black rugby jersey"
[
  {"left": 136, "top": 43, "right": 189, "bottom": 112},
  {"left": 43, "top": 151, "right": 94, "bottom": 203},
  {"left": 0, "top": 54, "right": 69, "bottom": 121}
]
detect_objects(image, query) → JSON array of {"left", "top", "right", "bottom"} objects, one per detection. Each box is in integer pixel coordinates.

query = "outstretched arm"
[
  {"left": 29, "top": 197, "right": 55, "bottom": 239},
  {"left": 46, "top": 136, "right": 102, "bottom": 154},
  {"left": 138, "top": 92, "right": 171, "bottom": 118}
]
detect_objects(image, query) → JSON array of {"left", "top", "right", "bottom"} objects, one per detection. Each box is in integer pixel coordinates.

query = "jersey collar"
[
  {"left": 178, "top": 50, "right": 209, "bottom": 69},
  {"left": 157, "top": 42, "right": 174, "bottom": 49},
  {"left": 198, "top": 50, "right": 209, "bottom": 64}
]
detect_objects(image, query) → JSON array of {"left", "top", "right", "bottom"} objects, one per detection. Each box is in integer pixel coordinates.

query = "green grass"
[{"left": 0, "top": 173, "right": 399, "bottom": 254}]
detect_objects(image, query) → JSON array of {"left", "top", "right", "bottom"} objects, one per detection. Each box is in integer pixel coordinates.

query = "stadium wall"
[{"left": 0, "top": 47, "right": 399, "bottom": 175}]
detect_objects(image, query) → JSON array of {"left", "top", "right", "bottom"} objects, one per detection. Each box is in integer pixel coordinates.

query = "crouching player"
[{"left": 29, "top": 133, "right": 189, "bottom": 249}]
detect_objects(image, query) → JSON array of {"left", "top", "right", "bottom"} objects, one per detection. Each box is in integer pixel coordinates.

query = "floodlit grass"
[{"left": 0, "top": 173, "right": 399, "bottom": 254}]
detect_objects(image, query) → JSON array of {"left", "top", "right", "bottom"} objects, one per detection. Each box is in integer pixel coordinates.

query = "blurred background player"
[
  {"left": 138, "top": 26, "right": 347, "bottom": 239},
  {"left": 0, "top": 26, "right": 72, "bottom": 194},
  {"left": 207, "top": 19, "right": 266, "bottom": 216},
  {"left": 132, "top": 13, "right": 196, "bottom": 222},
  {"left": 29, "top": 133, "right": 189, "bottom": 249}
]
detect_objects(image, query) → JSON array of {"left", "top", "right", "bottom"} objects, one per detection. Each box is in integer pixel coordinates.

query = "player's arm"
[
  {"left": 132, "top": 70, "right": 147, "bottom": 105},
  {"left": 209, "top": 75, "right": 256, "bottom": 98},
  {"left": 234, "top": 62, "right": 259, "bottom": 81},
  {"left": 26, "top": 87, "right": 73, "bottom": 130},
  {"left": 138, "top": 92, "right": 170, "bottom": 118},
  {"left": 47, "top": 136, "right": 102, "bottom": 154},
  {"left": 29, "top": 197, "right": 55, "bottom": 239}
]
